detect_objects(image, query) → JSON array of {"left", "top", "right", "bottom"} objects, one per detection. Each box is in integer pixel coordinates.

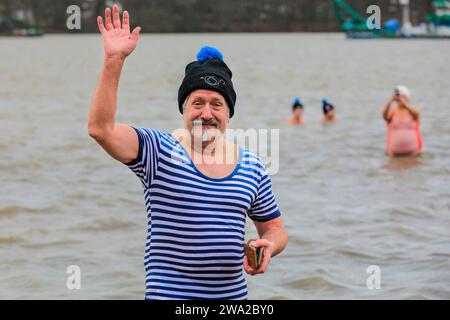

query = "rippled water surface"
[{"left": 0, "top": 34, "right": 449, "bottom": 299}]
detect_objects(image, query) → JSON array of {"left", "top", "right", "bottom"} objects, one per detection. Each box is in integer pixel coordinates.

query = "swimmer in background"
[
  {"left": 321, "top": 99, "right": 336, "bottom": 123},
  {"left": 383, "top": 85, "right": 422, "bottom": 157},
  {"left": 288, "top": 98, "right": 305, "bottom": 125}
]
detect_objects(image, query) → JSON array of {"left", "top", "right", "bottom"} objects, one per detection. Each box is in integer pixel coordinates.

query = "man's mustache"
[{"left": 192, "top": 119, "right": 219, "bottom": 127}]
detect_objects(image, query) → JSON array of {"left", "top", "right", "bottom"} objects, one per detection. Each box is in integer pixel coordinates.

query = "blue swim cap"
[{"left": 322, "top": 100, "right": 334, "bottom": 114}]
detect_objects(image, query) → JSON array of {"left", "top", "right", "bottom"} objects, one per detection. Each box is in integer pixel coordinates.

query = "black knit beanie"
[{"left": 178, "top": 46, "right": 237, "bottom": 118}]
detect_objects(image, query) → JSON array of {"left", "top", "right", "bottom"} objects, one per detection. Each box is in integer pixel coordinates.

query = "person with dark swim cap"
[
  {"left": 88, "top": 5, "right": 287, "bottom": 300},
  {"left": 288, "top": 97, "right": 305, "bottom": 125},
  {"left": 321, "top": 99, "right": 336, "bottom": 123}
]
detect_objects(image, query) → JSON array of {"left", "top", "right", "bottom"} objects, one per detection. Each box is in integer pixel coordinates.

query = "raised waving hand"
[{"left": 97, "top": 4, "right": 141, "bottom": 60}]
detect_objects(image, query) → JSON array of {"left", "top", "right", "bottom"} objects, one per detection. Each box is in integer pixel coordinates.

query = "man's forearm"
[
  {"left": 88, "top": 57, "right": 125, "bottom": 135},
  {"left": 260, "top": 226, "right": 288, "bottom": 258}
]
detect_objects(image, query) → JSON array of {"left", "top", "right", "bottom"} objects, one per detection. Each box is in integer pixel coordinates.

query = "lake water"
[{"left": 0, "top": 33, "right": 449, "bottom": 299}]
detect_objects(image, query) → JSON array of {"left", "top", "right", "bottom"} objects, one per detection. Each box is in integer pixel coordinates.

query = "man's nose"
[{"left": 201, "top": 104, "right": 213, "bottom": 120}]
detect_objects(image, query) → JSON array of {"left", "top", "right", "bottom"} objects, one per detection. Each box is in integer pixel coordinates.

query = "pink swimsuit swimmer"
[{"left": 387, "top": 110, "right": 422, "bottom": 156}]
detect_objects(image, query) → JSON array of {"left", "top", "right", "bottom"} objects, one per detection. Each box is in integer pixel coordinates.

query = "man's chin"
[
  {"left": 201, "top": 133, "right": 217, "bottom": 143},
  {"left": 192, "top": 127, "right": 220, "bottom": 139},
  {"left": 202, "top": 125, "right": 218, "bottom": 129}
]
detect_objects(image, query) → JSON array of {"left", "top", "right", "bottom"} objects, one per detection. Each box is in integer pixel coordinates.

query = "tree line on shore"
[{"left": 0, "top": 0, "right": 434, "bottom": 33}]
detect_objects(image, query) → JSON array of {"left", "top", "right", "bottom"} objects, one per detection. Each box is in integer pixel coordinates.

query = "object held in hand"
[{"left": 244, "top": 240, "right": 264, "bottom": 270}]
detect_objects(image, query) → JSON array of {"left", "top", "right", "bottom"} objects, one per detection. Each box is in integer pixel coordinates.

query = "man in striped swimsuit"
[{"left": 88, "top": 5, "right": 288, "bottom": 300}]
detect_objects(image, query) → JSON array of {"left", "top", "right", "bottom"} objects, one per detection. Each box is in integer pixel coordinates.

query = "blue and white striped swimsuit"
[{"left": 126, "top": 128, "right": 281, "bottom": 300}]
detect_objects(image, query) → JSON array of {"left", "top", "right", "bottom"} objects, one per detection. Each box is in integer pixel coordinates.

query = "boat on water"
[
  {"left": 0, "top": 11, "right": 44, "bottom": 37},
  {"left": 334, "top": 0, "right": 450, "bottom": 39}
]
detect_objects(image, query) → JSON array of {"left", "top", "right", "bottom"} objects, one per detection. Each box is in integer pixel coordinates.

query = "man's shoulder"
[
  {"left": 135, "top": 127, "right": 177, "bottom": 144},
  {"left": 240, "top": 149, "right": 268, "bottom": 173}
]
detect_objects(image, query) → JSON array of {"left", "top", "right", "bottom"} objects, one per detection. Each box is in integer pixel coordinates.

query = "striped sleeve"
[
  {"left": 247, "top": 168, "right": 281, "bottom": 222},
  {"left": 125, "top": 127, "right": 161, "bottom": 187}
]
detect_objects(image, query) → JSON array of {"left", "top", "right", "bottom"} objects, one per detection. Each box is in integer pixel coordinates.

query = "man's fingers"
[
  {"left": 243, "top": 256, "right": 249, "bottom": 270},
  {"left": 131, "top": 26, "right": 141, "bottom": 41},
  {"left": 105, "top": 7, "right": 113, "bottom": 30},
  {"left": 113, "top": 4, "right": 121, "bottom": 28},
  {"left": 122, "top": 10, "right": 130, "bottom": 32},
  {"left": 258, "top": 248, "right": 271, "bottom": 272},
  {"left": 243, "top": 256, "right": 255, "bottom": 275},
  {"left": 252, "top": 239, "right": 269, "bottom": 248},
  {"left": 243, "top": 240, "right": 271, "bottom": 275},
  {"left": 97, "top": 16, "right": 106, "bottom": 34}
]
